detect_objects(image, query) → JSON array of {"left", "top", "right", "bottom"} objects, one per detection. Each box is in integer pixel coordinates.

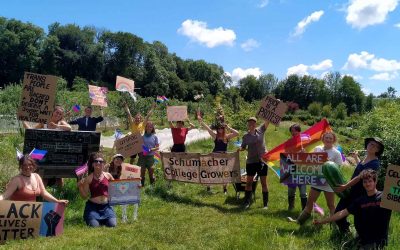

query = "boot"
[
  {"left": 288, "top": 196, "right": 295, "bottom": 211},
  {"left": 262, "top": 192, "right": 269, "bottom": 209},
  {"left": 296, "top": 210, "right": 311, "bottom": 225},
  {"left": 301, "top": 197, "right": 308, "bottom": 210},
  {"left": 243, "top": 191, "right": 252, "bottom": 209},
  {"left": 141, "top": 177, "right": 145, "bottom": 187}
]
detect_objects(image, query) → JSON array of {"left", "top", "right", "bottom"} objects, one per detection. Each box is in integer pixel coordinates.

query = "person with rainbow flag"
[{"left": 138, "top": 121, "right": 159, "bottom": 186}]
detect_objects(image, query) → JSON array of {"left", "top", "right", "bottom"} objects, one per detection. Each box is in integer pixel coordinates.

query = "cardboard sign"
[
  {"left": 88, "top": 85, "right": 108, "bottom": 107},
  {"left": 167, "top": 106, "right": 188, "bottom": 122},
  {"left": 108, "top": 179, "right": 141, "bottom": 206},
  {"left": 256, "top": 95, "right": 288, "bottom": 125},
  {"left": 161, "top": 152, "right": 241, "bottom": 184},
  {"left": 115, "top": 133, "right": 143, "bottom": 158},
  {"left": 116, "top": 76, "right": 135, "bottom": 93},
  {"left": 120, "top": 163, "right": 141, "bottom": 179},
  {"left": 280, "top": 152, "right": 328, "bottom": 185},
  {"left": 0, "top": 201, "right": 65, "bottom": 242},
  {"left": 381, "top": 165, "right": 400, "bottom": 211},
  {"left": 17, "top": 72, "right": 58, "bottom": 123}
]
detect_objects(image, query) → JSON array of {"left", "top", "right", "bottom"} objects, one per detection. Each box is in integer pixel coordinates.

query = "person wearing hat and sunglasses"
[
  {"left": 238, "top": 117, "right": 270, "bottom": 209},
  {"left": 333, "top": 137, "right": 384, "bottom": 234}
]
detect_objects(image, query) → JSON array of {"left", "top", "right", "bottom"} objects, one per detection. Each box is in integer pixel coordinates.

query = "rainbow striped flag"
[
  {"left": 263, "top": 118, "right": 332, "bottom": 171},
  {"left": 29, "top": 148, "right": 48, "bottom": 160},
  {"left": 154, "top": 152, "right": 161, "bottom": 164},
  {"left": 156, "top": 96, "right": 168, "bottom": 103}
]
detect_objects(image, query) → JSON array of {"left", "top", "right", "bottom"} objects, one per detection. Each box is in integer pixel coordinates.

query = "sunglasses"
[{"left": 93, "top": 159, "right": 105, "bottom": 164}]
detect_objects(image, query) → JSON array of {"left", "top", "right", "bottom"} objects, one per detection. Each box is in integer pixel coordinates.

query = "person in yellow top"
[{"left": 124, "top": 102, "right": 156, "bottom": 163}]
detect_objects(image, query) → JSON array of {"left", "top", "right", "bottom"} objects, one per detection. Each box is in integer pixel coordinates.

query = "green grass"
[{"left": 1, "top": 125, "right": 399, "bottom": 249}]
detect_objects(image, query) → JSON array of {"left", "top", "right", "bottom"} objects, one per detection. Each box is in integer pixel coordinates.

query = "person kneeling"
[{"left": 313, "top": 169, "right": 392, "bottom": 249}]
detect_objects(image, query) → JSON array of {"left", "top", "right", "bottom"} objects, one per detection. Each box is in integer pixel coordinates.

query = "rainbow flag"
[
  {"left": 156, "top": 96, "right": 168, "bottom": 103},
  {"left": 154, "top": 152, "right": 161, "bottom": 164},
  {"left": 263, "top": 118, "right": 332, "bottom": 170},
  {"left": 29, "top": 148, "right": 47, "bottom": 160},
  {"left": 72, "top": 104, "right": 81, "bottom": 113}
]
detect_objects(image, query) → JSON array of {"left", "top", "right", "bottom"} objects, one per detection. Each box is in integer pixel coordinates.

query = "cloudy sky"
[{"left": 2, "top": 0, "right": 400, "bottom": 95}]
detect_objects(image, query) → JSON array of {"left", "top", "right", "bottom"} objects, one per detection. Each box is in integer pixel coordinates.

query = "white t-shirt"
[{"left": 312, "top": 146, "right": 344, "bottom": 192}]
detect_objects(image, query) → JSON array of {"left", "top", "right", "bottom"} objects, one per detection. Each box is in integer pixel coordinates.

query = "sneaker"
[{"left": 223, "top": 188, "right": 228, "bottom": 195}]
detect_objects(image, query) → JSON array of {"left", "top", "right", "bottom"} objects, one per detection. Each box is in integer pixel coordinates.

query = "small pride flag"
[
  {"left": 72, "top": 104, "right": 81, "bottom": 113},
  {"left": 142, "top": 145, "right": 151, "bottom": 156},
  {"left": 313, "top": 203, "right": 325, "bottom": 216},
  {"left": 75, "top": 162, "right": 88, "bottom": 176},
  {"left": 156, "top": 96, "right": 168, "bottom": 103},
  {"left": 29, "top": 148, "right": 47, "bottom": 160},
  {"left": 300, "top": 133, "right": 311, "bottom": 142},
  {"left": 154, "top": 152, "right": 161, "bottom": 164}
]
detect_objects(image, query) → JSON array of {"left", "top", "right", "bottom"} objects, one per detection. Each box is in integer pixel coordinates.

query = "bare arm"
[
  {"left": 198, "top": 117, "right": 216, "bottom": 139},
  {"left": 144, "top": 103, "right": 156, "bottom": 124},
  {"left": 23, "top": 121, "right": 43, "bottom": 129},
  {"left": 314, "top": 209, "right": 349, "bottom": 225},
  {"left": 225, "top": 124, "right": 239, "bottom": 140},
  {"left": 78, "top": 176, "right": 91, "bottom": 199},
  {"left": 37, "top": 174, "right": 68, "bottom": 204},
  {"left": 169, "top": 121, "right": 175, "bottom": 129},
  {"left": 50, "top": 120, "right": 72, "bottom": 131},
  {"left": 187, "top": 119, "right": 196, "bottom": 131},
  {"left": 335, "top": 175, "right": 361, "bottom": 193},
  {"left": 124, "top": 103, "right": 134, "bottom": 125},
  {"left": 0, "top": 177, "right": 19, "bottom": 200}
]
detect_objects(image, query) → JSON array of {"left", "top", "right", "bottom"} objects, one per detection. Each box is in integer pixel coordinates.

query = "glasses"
[{"left": 93, "top": 159, "right": 105, "bottom": 164}]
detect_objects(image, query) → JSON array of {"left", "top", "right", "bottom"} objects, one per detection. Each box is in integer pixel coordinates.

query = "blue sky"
[{"left": 1, "top": 0, "right": 400, "bottom": 95}]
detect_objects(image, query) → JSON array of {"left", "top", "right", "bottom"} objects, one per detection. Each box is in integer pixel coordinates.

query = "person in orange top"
[{"left": 0, "top": 155, "right": 68, "bottom": 204}]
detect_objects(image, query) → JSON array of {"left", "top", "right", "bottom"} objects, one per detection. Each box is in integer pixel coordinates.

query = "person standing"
[
  {"left": 170, "top": 120, "right": 195, "bottom": 153},
  {"left": 238, "top": 117, "right": 270, "bottom": 209},
  {"left": 69, "top": 106, "right": 103, "bottom": 131},
  {"left": 138, "top": 121, "right": 159, "bottom": 186}
]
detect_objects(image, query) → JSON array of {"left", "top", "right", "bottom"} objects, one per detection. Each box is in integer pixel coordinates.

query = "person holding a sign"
[
  {"left": 199, "top": 116, "right": 239, "bottom": 194},
  {"left": 238, "top": 117, "right": 270, "bottom": 209},
  {"left": 314, "top": 169, "right": 392, "bottom": 249},
  {"left": 124, "top": 102, "right": 156, "bottom": 164},
  {"left": 138, "top": 121, "right": 159, "bottom": 186},
  {"left": 289, "top": 132, "right": 343, "bottom": 224},
  {"left": 69, "top": 106, "right": 103, "bottom": 131},
  {"left": 23, "top": 105, "right": 71, "bottom": 131},
  {"left": 0, "top": 155, "right": 68, "bottom": 205},
  {"left": 333, "top": 137, "right": 384, "bottom": 234},
  {"left": 78, "top": 152, "right": 116, "bottom": 227},
  {"left": 170, "top": 120, "right": 195, "bottom": 153}
]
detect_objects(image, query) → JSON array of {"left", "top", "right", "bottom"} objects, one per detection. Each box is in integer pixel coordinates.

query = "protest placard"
[
  {"left": 0, "top": 201, "right": 65, "bottom": 242},
  {"left": 116, "top": 76, "right": 135, "bottom": 93},
  {"left": 166, "top": 106, "right": 188, "bottom": 122},
  {"left": 161, "top": 152, "right": 241, "bottom": 184},
  {"left": 108, "top": 179, "right": 141, "bottom": 206},
  {"left": 280, "top": 152, "right": 328, "bottom": 185},
  {"left": 115, "top": 133, "right": 143, "bottom": 158},
  {"left": 88, "top": 85, "right": 108, "bottom": 107},
  {"left": 381, "top": 165, "right": 400, "bottom": 211},
  {"left": 256, "top": 95, "right": 288, "bottom": 125},
  {"left": 120, "top": 163, "right": 141, "bottom": 179},
  {"left": 17, "top": 72, "right": 58, "bottom": 123}
]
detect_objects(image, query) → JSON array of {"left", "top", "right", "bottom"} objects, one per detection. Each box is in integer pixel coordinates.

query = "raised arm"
[
  {"left": 198, "top": 116, "right": 216, "bottom": 139},
  {"left": 169, "top": 121, "right": 175, "bottom": 129},
  {"left": 226, "top": 124, "right": 239, "bottom": 140},
  {"left": 124, "top": 103, "right": 134, "bottom": 125},
  {"left": 187, "top": 119, "right": 196, "bottom": 131},
  {"left": 144, "top": 103, "right": 156, "bottom": 124}
]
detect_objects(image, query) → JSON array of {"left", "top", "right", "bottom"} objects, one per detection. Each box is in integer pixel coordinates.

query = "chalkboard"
[{"left": 23, "top": 129, "right": 101, "bottom": 178}]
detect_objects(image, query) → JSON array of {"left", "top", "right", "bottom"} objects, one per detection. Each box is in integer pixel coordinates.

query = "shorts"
[
  {"left": 246, "top": 162, "right": 268, "bottom": 177},
  {"left": 138, "top": 155, "right": 155, "bottom": 169},
  {"left": 171, "top": 144, "right": 186, "bottom": 152},
  {"left": 130, "top": 154, "right": 138, "bottom": 159}
]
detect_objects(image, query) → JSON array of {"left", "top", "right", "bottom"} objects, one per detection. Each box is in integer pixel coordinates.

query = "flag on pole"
[
  {"left": 313, "top": 203, "right": 325, "bottom": 216},
  {"left": 29, "top": 148, "right": 47, "bottom": 160},
  {"left": 72, "top": 104, "right": 81, "bottom": 113},
  {"left": 16, "top": 148, "right": 24, "bottom": 161},
  {"left": 75, "top": 162, "right": 88, "bottom": 176}
]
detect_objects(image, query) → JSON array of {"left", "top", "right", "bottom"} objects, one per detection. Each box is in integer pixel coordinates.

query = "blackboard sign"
[{"left": 23, "top": 129, "right": 100, "bottom": 178}]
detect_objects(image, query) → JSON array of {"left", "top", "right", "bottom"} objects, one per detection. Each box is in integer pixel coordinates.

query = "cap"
[
  {"left": 247, "top": 117, "right": 257, "bottom": 123},
  {"left": 364, "top": 137, "right": 384, "bottom": 157},
  {"left": 112, "top": 154, "right": 125, "bottom": 160}
]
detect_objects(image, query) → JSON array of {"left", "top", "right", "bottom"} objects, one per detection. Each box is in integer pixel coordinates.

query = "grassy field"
[{"left": 1, "top": 123, "right": 399, "bottom": 249}]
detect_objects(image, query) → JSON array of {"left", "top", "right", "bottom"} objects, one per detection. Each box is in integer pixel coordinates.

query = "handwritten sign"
[
  {"left": 116, "top": 76, "right": 135, "bottom": 93},
  {"left": 280, "top": 152, "right": 328, "bottom": 185},
  {"left": 167, "top": 106, "right": 188, "bottom": 122},
  {"left": 161, "top": 152, "right": 241, "bottom": 184},
  {"left": 0, "top": 201, "right": 65, "bottom": 242},
  {"left": 120, "top": 163, "right": 141, "bottom": 179},
  {"left": 256, "top": 95, "right": 288, "bottom": 125},
  {"left": 17, "top": 72, "right": 58, "bottom": 123},
  {"left": 115, "top": 133, "right": 143, "bottom": 158},
  {"left": 88, "top": 85, "right": 108, "bottom": 107},
  {"left": 108, "top": 179, "right": 141, "bottom": 206},
  {"left": 381, "top": 165, "right": 400, "bottom": 211}
]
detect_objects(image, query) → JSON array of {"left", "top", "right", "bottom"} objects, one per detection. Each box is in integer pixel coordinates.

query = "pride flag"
[
  {"left": 142, "top": 145, "right": 151, "bottom": 156},
  {"left": 75, "top": 162, "right": 88, "bottom": 176},
  {"left": 154, "top": 152, "right": 161, "bottom": 164},
  {"left": 313, "top": 202, "right": 325, "bottom": 216},
  {"left": 29, "top": 148, "right": 48, "bottom": 160},
  {"left": 72, "top": 104, "right": 81, "bottom": 113},
  {"left": 156, "top": 96, "right": 168, "bottom": 103},
  {"left": 263, "top": 118, "right": 332, "bottom": 170}
]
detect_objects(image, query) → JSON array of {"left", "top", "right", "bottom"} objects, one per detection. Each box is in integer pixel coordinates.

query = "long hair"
[
  {"left": 87, "top": 152, "right": 104, "bottom": 174},
  {"left": 216, "top": 125, "right": 227, "bottom": 143},
  {"left": 107, "top": 160, "right": 122, "bottom": 179},
  {"left": 18, "top": 155, "right": 38, "bottom": 172}
]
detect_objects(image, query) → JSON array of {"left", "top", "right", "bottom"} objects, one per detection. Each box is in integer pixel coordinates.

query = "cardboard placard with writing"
[
  {"left": 161, "top": 152, "right": 241, "bottom": 184},
  {"left": 120, "top": 163, "right": 141, "bottom": 179},
  {"left": 0, "top": 201, "right": 65, "bottom": 242},
  {"left": 167, "top": 106, "right": 188, "bottom": 122},
  {"left": 116, "top": 76, "right": 135, "bottom": 93},
  {"left": 280, "top": 152, "right": 328, "bottom": 186},
  {"left": 17, "top": 72, "right": 58, "bottom": 123},
  {"left": 381, "top": 165, "right": 400, "bottom": 211},
  {"left": 88, "top": 85, "right": 108, "bottom": 107},
  {"left": 108, "top": 179, "right": 141, "bottom": 206},
  {"left": 115, "top": 133, "right": 143, "bottom": 158},
  {"left": 256, "top": 95, "right": 288, "bottom": 125}
]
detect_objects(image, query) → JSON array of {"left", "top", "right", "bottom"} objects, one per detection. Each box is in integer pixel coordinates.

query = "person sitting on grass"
[
  {"left": 78, "top": 152, "right": 116, "bottom": 228},
  {"left": 170, "top": 119, "right": 195, "bottom": 153},
  {"left": 313, "top": 169, "right": 392, "bottom": 249},
  {"left": 0, "top": 154, "right": 68, "bottom": 205}
]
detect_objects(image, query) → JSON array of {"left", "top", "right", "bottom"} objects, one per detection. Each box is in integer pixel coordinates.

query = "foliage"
[
  {"left": 307, "top": 102, "right": 322, "bottom": 117},
  {"left": 321, "top": 104, "right": 332, "bottom": 118},
  {"left": 333, "top": 102, "right": 347, "bottom": 120}
]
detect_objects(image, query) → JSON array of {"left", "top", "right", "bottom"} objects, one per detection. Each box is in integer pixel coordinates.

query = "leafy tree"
[
  {"left": 364, "top": 93, "right": 374, "bottom": 112},
  {"left": 239, "top": 75, "right": 263, "bottom": 101},
  {"left": 336, "top": 76, "right": 365, "bottom": 114},
  {"left": 307, "top": 102, "right": 322, "bottom": 116},
  {"left": 321, "top": 104, "right": 332, "bottom": 118},
  {"left": 333, "top": 102, "right": 347, "bottom": 120}
]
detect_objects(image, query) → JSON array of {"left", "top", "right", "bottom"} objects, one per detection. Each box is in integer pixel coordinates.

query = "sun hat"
[{"left": 364, "top": 137, "right": 384, "bottom": 157}]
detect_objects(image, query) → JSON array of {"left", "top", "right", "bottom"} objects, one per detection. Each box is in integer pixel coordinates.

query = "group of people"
[{"left": 0, "top": 101, "right": 393, "bottom": 248}]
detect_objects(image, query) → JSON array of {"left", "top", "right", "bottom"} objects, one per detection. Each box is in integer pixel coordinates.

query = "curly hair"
[
  {"left": 87, "top": 152, "right": 105, "bottom": 174},
  {"left": 18, "top": 155, "right": 38, "bottom": 172}
]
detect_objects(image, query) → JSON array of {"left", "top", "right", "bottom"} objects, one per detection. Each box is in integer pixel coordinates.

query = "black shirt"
[
  {"left": 347, "top": 191, "right": 392, "bottom": 246},
  {"left": 69, "top": 116, "right": 103, "bottom": 131}
]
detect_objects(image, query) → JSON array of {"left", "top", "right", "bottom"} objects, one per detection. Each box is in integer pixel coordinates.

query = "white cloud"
[
  {"left": 229, "top": 67, "right": 263, "bottom": 82},
  {"left": 370, "top": 72, "right": 398, "bottom": 81},
  {"left": 258, "top": 0, "right": 269, "bottom": 8},
  {"left": 343, "top": 51, "right": 400, "bottom": 72},
  {"left": 344, "top": 74, "right": 363, "bottom": 80},
  {"left": 287, "top": 59, "right": 333, "bottom": 76},
  {"left": 177, "top": 19, "right": 236, "bottom": 48},
  {"left": 370, "top": 58, "right": 400, "bottom": 71},
  {"left": 362, "top": 87, "right": 372, "bottom": 95},
  {"left": 240, "top": 39, "right": 261, "bottom": 52},
  {"left": 292, "top": 10, "right": 324, "bottom": 37},
  {"left": 346, "top": 0, "right": 399, "bottom": 29},
  {"left": 394, "top": 23, "right": 400, "bottom": 28}
]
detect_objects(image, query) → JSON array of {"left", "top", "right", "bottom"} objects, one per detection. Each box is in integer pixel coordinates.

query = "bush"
[
  {"left": 307, "top": 102, "right": 322, "bottom": 116},
  {"left": 334, "top": 102, "right": 347, "bottom": 120},
  {"left": 321, "top": 104, "right": 332, "bottom": 118}
]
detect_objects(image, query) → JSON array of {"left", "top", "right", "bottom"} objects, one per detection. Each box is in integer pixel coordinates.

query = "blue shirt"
[
  {"left": 143, "top": 134, "right": 159, "bottom": 156},
  {"left": 350, "top": 159, "right": 380, "bottom": 198}
]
